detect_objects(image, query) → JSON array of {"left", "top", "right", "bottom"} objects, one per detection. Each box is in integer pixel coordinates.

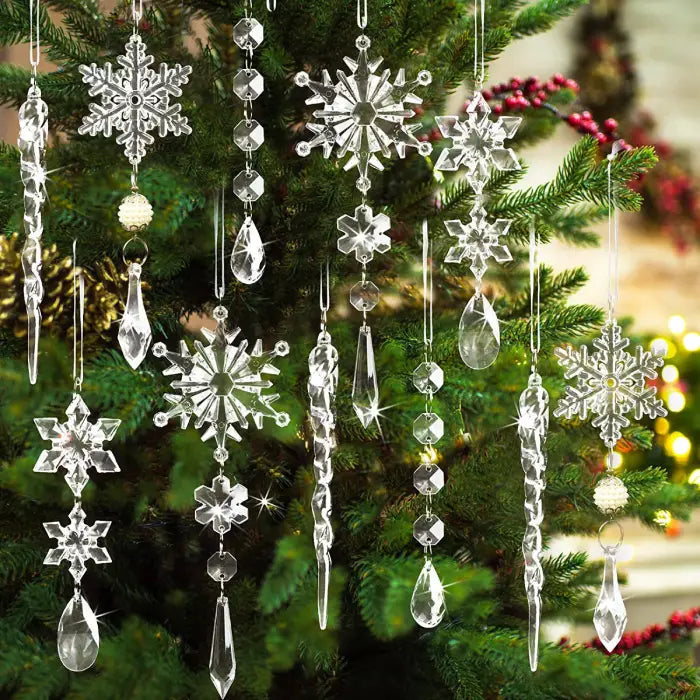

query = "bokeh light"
[
  {"left": 668, "top": 315, "right": 686, "bottom": 335},
  {"left": 661, "top": 365, "right": 679, "bottom": 383},
  {"left": 667, "top": 391, "right": 686, "bottom": 412},
  {"left": 683, "top": 332, "right": 700, "bottom": 352},
  {"left": 654, "top": 509, "right": 672, "bottom": 527},
  {"left": 667, "top": 431, "right": 692, "bottom": 459}
]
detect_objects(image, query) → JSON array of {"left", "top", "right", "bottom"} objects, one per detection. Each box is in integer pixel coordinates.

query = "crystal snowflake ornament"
[
  {"left": 153, "top": 305, "right": 290, "bottom": 465},
  {"left": 33, "top": 393, "right": 121, "bottom": 497},
  {"left": 195, "top": 474, "right": 248, "bottom": 534},
  {"left": 337, "top": 204, "right": 391, "bottom": 263},
  {"left": 43, "top": 503, "right": 111, "bottom": 583},
  {"left": 294, "top": 34, "right": 433, "bottom": 193},
  {"left": 78, "top": 34, "right": 192, "bottom": 166},
  {"left": 434, "top": 92, "right": 521, "bottom": 194},
  {"left": 444, "top": 203, "right": 512, "bottom": 281},
  {"left": 554, "top": 321, "right": 667, "bottom": 448}
]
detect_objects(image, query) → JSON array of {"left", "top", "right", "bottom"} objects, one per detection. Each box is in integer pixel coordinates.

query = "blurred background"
[{"left": 1, "top": 0, "right": 698, "bottom": 653}]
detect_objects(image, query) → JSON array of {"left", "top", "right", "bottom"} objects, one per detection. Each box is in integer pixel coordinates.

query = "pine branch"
[{"left": 511, "top": 0, "right": 587, "bottom": 38}]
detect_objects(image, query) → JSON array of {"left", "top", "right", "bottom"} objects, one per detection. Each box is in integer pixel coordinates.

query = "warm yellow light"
[
  {"left": 667, "top": 391, "right": 686, "bottom": 413},
  {"left": 668, "top": 432, "right": 691, "bottom": 458},
  {"left": 654, "top": 509, "right": 672, "bottom": 527},
  {"left": 604, "top": 452, "right": 623, "bottom": 470},
  {"left": 666, "top": 341, "right": 678, "bottom": 359},
  {"left": 651, "top": 338, "right": 669, "bottom": 358},
  {"left": 662, "top": 365, "right": 679, "bottom": 383},
  {"left": 683, "top": 332, "right": 700, "bottom": 352},
  {"left": 655, "top": 417, "right": 670, "bottom": 435},
  {"left": 668, "top": 315, "right": 686, "bottom": 335},
  {"left": 421, "top": 445, "right": 439, "bottom": 463},
  {"left": 688, "top": 469, "right": 700, "bottom": 486}
]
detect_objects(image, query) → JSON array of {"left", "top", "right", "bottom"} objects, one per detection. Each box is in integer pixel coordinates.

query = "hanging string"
[
  {"left": 266, "top": 0, "right": 277, "bottom": 10},
  {"left": 214, "top": 185, "right": 226, "bottom": 300},
  {"left": 29, "top": 0, "right": 40, "bottom": 83},
  {"left": 529, "top": 220, "right": 540, "bottom": 369},
  {"left": 72, "top": 240, "right": 84, "bottom": 391},
  {"left": 422, "top": 219, "right": 433, "bottom": 360},
  {"left": 132, "top": 0, "right": 143, "bottom": 29},
  {"left": 319, "top": 260, "right": 330, "bottom": 334},
  {"left": 606, "top": 142, "right": 621, "bottom": 321},
  {"left": 357, "top": 0, "right": 367, "bottom": 30},
  {"left": 473, "top": 0, "right": 485, "bottom": 89}
]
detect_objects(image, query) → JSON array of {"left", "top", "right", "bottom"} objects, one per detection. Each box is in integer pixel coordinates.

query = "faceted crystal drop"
[
  {"left": 318, "top": 551, "right": 331, "bottom": 630},
  {"left": 231, "top": 217, "right": 266, "bottom": 284},
  {"left": 57, "top": 594, "right": 100, "bottom": 672},
  {"left": 210, "top": 596, "right": 236, "bottom": 699},
  {"left": 458, "top": 292, "right": 500, "bottom": 370},
  {"left": 352, "top": 324, "right": 379, "bottom": 428},
  {"left": 593, "top": 552, "right": 627, "bottom": 652},
  {"left": 118, "top": 262, "right": 152, "bottom": 369},
  {"left": 527, "top": 594, "right": 541, "bottom": 672},
  {"left": 410, "top": 560, "right": 447, "bottom": 629}
]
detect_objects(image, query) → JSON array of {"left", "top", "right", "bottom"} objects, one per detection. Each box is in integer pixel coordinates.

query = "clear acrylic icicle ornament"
[
  {"left": 33, "top": 242, "right": 121, "bottom": 671},
  {"left": 553, "top": 142, "right": 666, "bottom": 652},
  {"left": 410, "top": 221, "right": 447, "bottom": 629},
  {"left": 517, "top": 222, "right": 549, "bottom": 672},
  {"left": 20, "top": 0, "right": 48, "bottom": 384},
  {"left": 308, "top": 263, "right": 338, "bottom": 629},
  {"left": 78, "top": 0, "right": 192, "bottom": 368}
]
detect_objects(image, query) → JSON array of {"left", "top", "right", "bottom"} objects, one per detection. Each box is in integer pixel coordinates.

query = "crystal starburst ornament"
[
  {"left": 153, "top": 305, "right": 290, "bottom": 465},
  {"left": 554, "top": 321, "right": 667, "bottom": 448},
  {"left": 337, "top": 204, "right": 391, "bottom": 263},
  {"left": 294, "top": 34, "right": 433, "bottom": 193},
  {"left": 445, "top": 203, "right": 512, "bottom": 281},
  {"left": 43, "top": 503, "right": 111, "bottom": 583},
  {"left": 33, "top": 393, "right": 121, "bottom": 497},
  {"left": 78, "top": 34, "right": 192, "bottom": 166},
  {"left": 434, "top": 92, "right": 521, "bottom": 194},
  {"left": 195, "top": 474, "right": 249, "bottom": 534}
]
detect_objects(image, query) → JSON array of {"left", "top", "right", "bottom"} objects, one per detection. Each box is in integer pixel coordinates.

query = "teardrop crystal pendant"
[
  {"left": 231, "top": 216, "right": 266, "bottom": 284},
  {"left": 593, "top": 552, "right": 627, "bottom": 652},
  {"left": 57, "top": 593, "right": 100, "bottom": 672},
  {"left": 410, "top": 559, "right": 447, "bottom": 629},
  {"left": 458, "top": 292, "right": 500, "bottom": 369},
  {"left": 118, "top": 262, "right": 152, "bottom": 369},
  {"left": 210, "top": 596, "right": 236, "bottom": 699},
  {"left": 352, "top": 324, "right": 379, "bottom": 428}
]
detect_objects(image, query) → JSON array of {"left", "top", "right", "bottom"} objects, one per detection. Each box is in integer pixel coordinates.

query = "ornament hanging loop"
[
  {"left": 319, "top": 260, "right": 330, "bottom": 334},
  {"left": 132, "top": 0, "right": 143, "bottom": 29},
  {"left": 473, "top": 0, "right": 486, "bottom": 89},
  {"left": 72, "top": 240, "right": 85, "bottom": 392},
  {"left": 597, "top": 518, "right": 623, "bottom": 555},
  {"left": 422, "top": 219, "right": 434, "bottom": 360},
  {"left": 529, "top": 219, "right": 541, "bottom": 372},
  {"left": 357, "top": 0, "right": 368, "bottom": 30},
  {"left": 214, "top": 185, "right": 226, "bottom": 301},
  {"left": 606, "top": 141, "right": 624, "bottom": 321},
  {"left": 266, "top": 0, "right": 277, "bottom": 10},
  {"left": 29, "top": 0, "right": 41, "bottom": 83},
  {"left": 122, "top": 235, "right": 149, "bottom": 267}
]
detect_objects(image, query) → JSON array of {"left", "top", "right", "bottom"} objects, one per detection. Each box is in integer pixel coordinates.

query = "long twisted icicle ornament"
[
  {"left": 307, "top": 263, "right": 338, "bottom": 630},
  {"left": 517, "top": 221, "right": 549, "bottom": 672},
  {"left": 20, "top": 0, "right": 49, "bottom": 384}
]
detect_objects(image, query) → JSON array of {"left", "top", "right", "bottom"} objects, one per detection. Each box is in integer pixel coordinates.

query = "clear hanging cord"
[
  {"left": 29, "top": 0, "right": 40, "bottom": 85},
  {"left": 72, "top": 240, "right": 84, "bottom": 392},
  {"left": 132, "top": 0, "right": 143, "bottom": 31},
  {"left": 473, "top": 0, "right": 485, "bottom": 90},
  {"left": 529, "top": 220, "right": 540, "bottom": 372},
  {"left": 606, "top": 142, "right": 622, "bottom": 321},
  {"left": 357, "top": 0, "right": 368, "bottom": 30},
  {"left": 214, "top": 185, "right": 226, "bottom": 300}
]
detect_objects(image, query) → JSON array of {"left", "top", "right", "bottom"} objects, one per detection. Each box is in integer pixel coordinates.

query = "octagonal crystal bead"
[
  {"left": 350, "top": 280, "right": 380, "bottom": 312},
  {"left": 412, "top": 361, "right": 444, "bottom": 394},
  {"left": 233, "top": 17, "right": 264, "bottom": 50},
  {"left": 413, "top": 463, "right": 444, "bottom": 496},
  {"left": 413, "top": 514, "right": 444, "bottom": 547},
  {"left": 413, "top": 412, "right": 444, "bottom": 444},
  {"left": 233, "top": 119, "right": 264, "bottom": 151},
  {"left": 207, "top": 552, "right": 238, "bottom": 582},
  {"left": 233, "top": 170, "right": 264, "bottom": 202},
  {"left": 233, "top": 69, "right": 264, "bottom": 100}
]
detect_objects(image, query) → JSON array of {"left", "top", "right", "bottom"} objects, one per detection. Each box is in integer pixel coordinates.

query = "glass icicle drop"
[
  {"left": 118, "top": 262, "right": 152, "bottom": 369},
  {"left": 594, "top": 551, "right": 627, "bottom": 652},
  {"left": 231, "top": 216, "right": 265, "bottom": 284},
  {"left": 210, "top": 596, "right": 236, "bottom": 698},
  {"left": 410, "top": 559, "right": 447, "bottom": 629},
  {"left": 352, "top": 324, "right": 379, "bottom": 428},
  {"left": 458, "top": 292, "right": 500, "bottom": 369},
  {"left": 57, "top": 593, "right": 100, "bottom": 672}
]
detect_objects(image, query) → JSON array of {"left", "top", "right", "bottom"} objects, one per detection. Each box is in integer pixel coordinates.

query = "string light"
[
  {"left": 661, "top": 365, "right": 679, "bottom": 383},
  {"left": 682, "top": 332, "right": 700, "bottom": 352},
  {"left": 667, "top": 391, "right": 686, "bottom": 413},
  {"left": 667, "top": 431, "right": 691, "bottom": 459},
  {"left": 653, "top": 509, "right": 672, "bottom": 527},
  {"left": 668, "top": 315, "right": 686, "bottom": 335},
  {"left": 688, "top": 469, "right": 700, "bottom": 486}
]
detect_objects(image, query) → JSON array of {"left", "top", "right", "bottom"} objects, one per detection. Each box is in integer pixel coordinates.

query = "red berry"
[
  {"left": 581, "top": 110, "right": 592, "bottom": 120},
  {"left": 505, "top": 96, "right": 518, "bottom": 109},
  {"left": 567, "top": 112, "right": 582, "bottom": 126},
  {"left": 537, "top": 90, "right": 547, "bottom": 100},
  {"left": 414, "top": 106, "right": 424, "bottom": 117},
  {"left": 553, "top": 73, "right": 565, "bottom": 85},
  {"left": 492, "top": 104, "right": 503, "bottom": 115},
  {"left": 565, "top": 78, "right": 579, "bottom": 91},
  {"left": 532, "top": 97, "right": 542, "bottom": 108},
  {"left": 510, "top": 78, "right": 522, "bottom": 90},
  {"left": 514, "top": 89, "right": 523, "bottom": 97},
  {"left": 587, "top": 121, "right": 600, "bottom": 133},
  {"left": 499, "top": 82, "right": 508, "bottom": 93},
  {"left": 482, "top": 89, "right": 493, "bottom": 100},
  {"left": 545, "top": 80, "right": 557, "bottom": 92},
  {"left": 518, "top": 96, "right": 529, "bottom": 107},
  {"left": 603, "top": 118, "right": 618, "bottom": 132},
  {"left": 596, "top": 132, "right": 608, "bottom": 144}
]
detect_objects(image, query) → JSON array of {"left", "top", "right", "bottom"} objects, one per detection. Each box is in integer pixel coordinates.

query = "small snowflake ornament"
[
  {"left": 44, "top": 503, "right": 111, "bottom": 583},
  {"left": 294, "top": 34, "right": 432, "bottom": 193},
  {"left": 554, "top": 321, "right": 667, "bottom": 448},
  {"left": 33, "top": 394, "right": 121, "bottom": 497},
  {"left": 435, "top": 92, "right": 521, "bottom": 194},
  {"left": 153, "top": 305, "right": 290, "bottom": 465},
  {"left": 78, "top": 34, "right": 192, "bottom": 165},
  {"left": 444, "top": 203, "right": 512, "bottom": 280},
  {"left": 194, "top": 474, "right": 248, "bottom": 534},
  {"left": 337, "top": 204, "right": 391, "bottom": 263}
]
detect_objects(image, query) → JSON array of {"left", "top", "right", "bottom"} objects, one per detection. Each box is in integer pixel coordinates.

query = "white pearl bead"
[
  {"left": 118, "top": 192, "right": 153, "bottom": 231},
  {"left": 593, "top": 475, "right": 629, "bottom": 514}
]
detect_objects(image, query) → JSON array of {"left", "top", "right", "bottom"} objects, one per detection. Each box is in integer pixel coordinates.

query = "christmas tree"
[{"left": 1, "top": 0, "right": 699, "bottom": 697}]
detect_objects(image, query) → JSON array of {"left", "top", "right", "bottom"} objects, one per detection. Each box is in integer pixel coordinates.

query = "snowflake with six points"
[
  {"left": 194, "top": 474, "right": 248, "bottom": 534},
  {"left": 294, "top": 34, "right": 433, "bottom": 193},
  {"left": 33, "top": 394, "right": 121, "bottom": 497},
  {"left": 554, "top": 321, "right": 667, "bottom": 448},
  {"left": 78, "top": 34, "right": 192, "bottom": 166},
  {"left": 337, "top": 204, "right": 391, "bottom": 263},
  {"left": 444, "top": 203, "right": 512, "bottom": 280},
  {"left": 153, "top": 306, "right": 290, "bottom": 465},
  {"left": 43, "top": 503, "right": 111, "bottom": 583},
  {"left": 435, "top": 92, "right": 521, "bottom": 194}
]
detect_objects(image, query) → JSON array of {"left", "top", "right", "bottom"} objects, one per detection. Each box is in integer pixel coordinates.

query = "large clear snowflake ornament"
[
  {"left": 294, "top": 34, "right": 433, "bottom": 193},
  {"left": 194, "top": 474, "right": 248, "bottom": 534},
  {"left": 444, "top": 202, "right": 512, "bottom": 280},
  {"left": 554, "top": 321, "right": 667, "bottom": 448},
  {"left": 337, "top": 204, "right": 391, "bottom": 263},
  {"left": 78, "top": 34, "right": 192, "bottom": 166},
  {"left": 44, "top": 503, "right": 111, "bottom": 583},
  {"left": 33, "top": 394, "right": 121, "bottom": 497},
  {"left": 153, "top": 305, "right": 290, "bottom": 465},
  {"left": 435, "top": 92, "right": 521, "bottom": 194}
]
